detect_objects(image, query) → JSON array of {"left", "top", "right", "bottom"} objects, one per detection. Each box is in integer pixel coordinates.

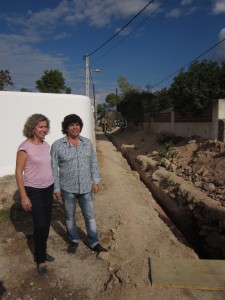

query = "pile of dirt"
[{"left": 109, "top": 128, "right": 225, "bottom": 206}]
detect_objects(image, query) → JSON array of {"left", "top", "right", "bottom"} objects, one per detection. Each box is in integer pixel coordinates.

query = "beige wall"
[
  {"left": 218, "top": 99, "right": 225, "bottom": 119},
  {"left": 144, "top": 99, "right": 225, "bottom": 140}
]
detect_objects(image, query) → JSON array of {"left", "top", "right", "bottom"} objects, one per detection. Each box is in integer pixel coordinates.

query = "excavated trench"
[{"left": 108, "top": 134, "right": 225, "bottom": 260}]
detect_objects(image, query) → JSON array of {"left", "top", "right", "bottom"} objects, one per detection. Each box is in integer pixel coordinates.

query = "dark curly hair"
[
  {"left": 23, "top": 114, "right": 50, "bottom": 138},
  {"left": 62, "top": 114, "right": 83, "bottom": 134}
]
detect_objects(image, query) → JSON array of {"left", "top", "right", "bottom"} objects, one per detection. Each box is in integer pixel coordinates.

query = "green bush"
[{"left": 156, "top": 131, "right": 183, "bottom": 145}]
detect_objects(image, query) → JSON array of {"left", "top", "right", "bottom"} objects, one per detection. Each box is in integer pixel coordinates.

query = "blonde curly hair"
[{"left": 23, "top": 114, "right": 50, "bottom": 138}]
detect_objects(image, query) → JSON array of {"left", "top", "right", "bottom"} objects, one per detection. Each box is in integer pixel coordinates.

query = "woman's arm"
[{"left": 15, "top": 151, "right": 32, "bottom": 211}]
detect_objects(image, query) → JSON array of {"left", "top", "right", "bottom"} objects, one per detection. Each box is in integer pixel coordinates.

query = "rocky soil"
[
  {"left": 109, "top": 128, "right": 225, "bottom": 207},
  {"left": 0, "top": 130, "right": 225, "bottom": 300}
]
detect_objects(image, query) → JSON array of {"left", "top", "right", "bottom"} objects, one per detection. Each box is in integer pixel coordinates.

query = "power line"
[
  {"left": 92, "top": 0, "right": 169, "bottom": 65},
  {"left": 83, "top": 0, "right": 155, "bottom": 60},
  {"left": 151, "top": 37, "right": 225, "bottom": 89}
]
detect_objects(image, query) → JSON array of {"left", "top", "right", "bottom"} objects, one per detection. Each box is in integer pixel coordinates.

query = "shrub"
[{"left": 156, "top": 131, "right": 183, "bottom": 145}]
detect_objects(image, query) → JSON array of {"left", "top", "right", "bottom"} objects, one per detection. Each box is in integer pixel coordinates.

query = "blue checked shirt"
[{"left": 51, "top": 135, "right": 100, "bottom": 194}]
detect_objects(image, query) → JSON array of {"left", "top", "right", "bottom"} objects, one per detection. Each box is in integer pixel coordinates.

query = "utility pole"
[{"left": 85, "top": 53, "right": 89, "bottom": 97}]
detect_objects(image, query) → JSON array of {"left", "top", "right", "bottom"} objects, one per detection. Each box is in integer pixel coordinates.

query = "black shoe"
[
  {"left": 67, "top": 242, "right": 78, "bottom": 254},
  {"left": 46, "top": 254, "right": 55, "bottom": 262},
  {"left": 92, "top": 243, "right": 108, "bottom": 253},
  {"left": 38, "top": 265, "right": 48, "bottom": 276}
]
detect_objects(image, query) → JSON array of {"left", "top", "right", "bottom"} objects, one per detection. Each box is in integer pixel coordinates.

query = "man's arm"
[
  {"left": 50, "top": 143, "right": 61, "bottom": 194},
  {"left": 90, "top": 141, "right": 101, "bottom": 189}
]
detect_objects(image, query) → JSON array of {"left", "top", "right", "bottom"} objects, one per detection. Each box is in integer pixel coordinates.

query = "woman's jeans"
[
  {"left": 25, "top": 184, "right": 54, "bottom": 264},
  {"left": 61, "top": 189, "right": 99, "bottom": 248}
]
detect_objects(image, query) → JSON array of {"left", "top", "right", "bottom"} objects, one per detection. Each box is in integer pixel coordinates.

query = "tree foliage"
[
  {"left": 102, "top": 60, "right": 225, "bottom": 126},
  {"left": 64, "top": 86, "right": 72, "bottom": 94},
  {"left": 97, "top": 103, "right": 108, "bottom": 120},
  {"left": 117, "top": 75, "right": 134, "bottom": 95},
  {"left": 153, "top": 88, "right": 173, "bottom": 112},
  {"left": 20, "top": 88, "right": 31, "bottom": 92},
  {"left": 117, "top": 89, "right": 143, "bottom": 125},
  {"left": 0, "top": 70, "right": 14, "bottom": 90},
  {"left": 105, "top": 92, "right": 121, "bottom": 107},
  {"left": 169, "top": 60, "right": 225, "bottom": 115},
  {"left": 36, "top": 69, "right": 71, "bottom": 94}
]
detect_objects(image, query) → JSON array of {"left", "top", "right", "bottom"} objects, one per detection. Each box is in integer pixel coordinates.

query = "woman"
[{"left": 15, "top": 114, "right": 54, "bottom": 276}]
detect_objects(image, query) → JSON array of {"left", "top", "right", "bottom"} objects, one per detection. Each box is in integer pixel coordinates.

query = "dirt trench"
[{"left": 108, "top": 129, "right": 225, "bottom": 260}]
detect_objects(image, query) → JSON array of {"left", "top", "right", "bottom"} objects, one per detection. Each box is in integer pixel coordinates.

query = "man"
[
  {"left": 51, "top": 114, "right": 108, "bottom": 254},
  {"left": 101, "top": 117, "right": 107, "bottom": 133}
]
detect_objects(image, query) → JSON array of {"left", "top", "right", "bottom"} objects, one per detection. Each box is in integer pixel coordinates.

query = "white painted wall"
[{"left": 0, "top": 91, "right": 94, "bottom": 177}]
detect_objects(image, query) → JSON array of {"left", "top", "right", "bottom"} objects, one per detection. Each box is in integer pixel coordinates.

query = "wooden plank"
[{"left": 150, "top": 258, "right": 225, "bottom": 290}]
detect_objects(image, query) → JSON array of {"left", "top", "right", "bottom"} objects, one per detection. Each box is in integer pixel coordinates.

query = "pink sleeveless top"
[{"left": 18, "top": 140, "right": 54, "bottom": 188}]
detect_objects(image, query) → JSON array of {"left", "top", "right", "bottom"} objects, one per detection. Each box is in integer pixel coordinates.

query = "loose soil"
[{"left": 0, "top": 130, "right": 225, "bottom": 300}]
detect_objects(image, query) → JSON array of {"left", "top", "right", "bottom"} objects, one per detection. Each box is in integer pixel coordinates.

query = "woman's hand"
[{"left": 21, "top": 196, "right": 32, "bottom": 211}]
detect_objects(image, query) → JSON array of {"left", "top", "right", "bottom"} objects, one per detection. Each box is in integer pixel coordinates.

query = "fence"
[{"left": 142, "top": 99, "right": 225, "bottom": 141}]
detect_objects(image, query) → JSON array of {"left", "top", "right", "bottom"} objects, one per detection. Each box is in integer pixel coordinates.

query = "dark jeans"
[{"left": 25, "top": 184, "right": 54, "bottom": 264}]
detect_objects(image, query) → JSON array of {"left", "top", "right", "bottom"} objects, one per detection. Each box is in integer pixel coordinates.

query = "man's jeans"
[{"left": 61, "top": 190, "right": 99, "bottom": 248}]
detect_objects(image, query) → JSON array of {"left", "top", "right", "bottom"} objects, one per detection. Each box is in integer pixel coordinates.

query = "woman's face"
[{"left": 33, "top": 120, "right": 48, "bottom": 140}]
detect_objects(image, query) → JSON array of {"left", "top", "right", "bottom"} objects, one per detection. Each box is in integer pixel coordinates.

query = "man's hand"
[
  {"left": 54, "top": 191, "right": 63, "bottom": 203},
  {"left": 92, "top": 183, "right": 100, "bottom": 194}
]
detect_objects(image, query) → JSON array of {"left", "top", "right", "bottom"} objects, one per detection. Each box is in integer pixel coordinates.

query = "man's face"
[{"left": 67, "top": 122, "right": 81, "bottom": 138}]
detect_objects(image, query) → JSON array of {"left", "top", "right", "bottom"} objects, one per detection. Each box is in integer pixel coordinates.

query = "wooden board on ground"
[{"left": 150, "top": 257, "right": 225, "bottom": 290}]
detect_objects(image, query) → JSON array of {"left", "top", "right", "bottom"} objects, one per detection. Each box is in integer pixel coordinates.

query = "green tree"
[
  {"left": 170, "top": 60, "right": 225, "bottom": 115},
  {"left": 97, "top": 103, "right": 108, "bottom": 120},
  {"left": 64, "top": 86, "right": 72, "bottom": 94},
  {"left": 36, "top": 69, "right": 71, "bottom": 93},
  {"left": 117, "top": 89, "right": 143, "bottom": 126},
  {"left": 117, "top": 75, "right": 134, "bottom": 95},
  {"left": 220, "top": 61, "right": 225, "bottom": 88},
  {"left": 0, "top": 70, "right": 14, "bottom": 90},
  {"left": 20, "top": 88, "right": 30, "bottom": 92},
  {"left": 153, "top": 88, "right": 173, "bottom": 112},
  {"left": 105, "top": 92, "right": 121, "bottom": 107}
]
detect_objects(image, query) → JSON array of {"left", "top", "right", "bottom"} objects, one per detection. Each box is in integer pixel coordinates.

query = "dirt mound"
[{"left": 110, "top": 128, "right": 225, "bottom": 206}]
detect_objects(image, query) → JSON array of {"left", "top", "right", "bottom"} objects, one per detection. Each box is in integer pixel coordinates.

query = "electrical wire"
[
  {"left": 92, "top": 0, "right": 169, "bottom": 65},
  {"left": 83, "top": 0, "right": 155, "bottom": 60},
  {"left": 151, "top": 37, "right": 225, "bottom": 89}
]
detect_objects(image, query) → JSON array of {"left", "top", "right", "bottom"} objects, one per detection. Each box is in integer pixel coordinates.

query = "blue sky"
[{"left": 1, "top": 0, "right": 225, "bottom": 104}]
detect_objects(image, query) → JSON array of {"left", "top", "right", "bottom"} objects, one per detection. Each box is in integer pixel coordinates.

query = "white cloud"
[
  {"left": 212, "top": 0, "right": 225, "bottom": 15},
  {"left": 181, "top": 0, "right": 192, "bottom": 5},
  {"left": 0, "top": 34, "right": 72, "bottom": 91},
  {"left": 53, "top": 32, "right": 71, "bottom": 40},
  {"left": 3, "top": 0, "right": 162, "bottom": 33},
  {"left": 166, "top": 0, "right": 201, "bottom": 18},
  {"left": 166, "top": 8, "right": 181, "bottom": 18},
  {"left": 214, "top": 28, "right": 225, "bottom": 61},
  {"left": 0, "top": 0, "right": 162, "bottom": 95}
]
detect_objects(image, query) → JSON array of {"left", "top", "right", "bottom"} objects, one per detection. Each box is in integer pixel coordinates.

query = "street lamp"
[
  {"left": 89, "top": 68, "right": 100, "bottom": 128},
  {"left": 84, "top": 54, "right": 100, "bottom": 128},
  {"left": 85, "top": 53, "right": 100, "bottom": 97}
]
